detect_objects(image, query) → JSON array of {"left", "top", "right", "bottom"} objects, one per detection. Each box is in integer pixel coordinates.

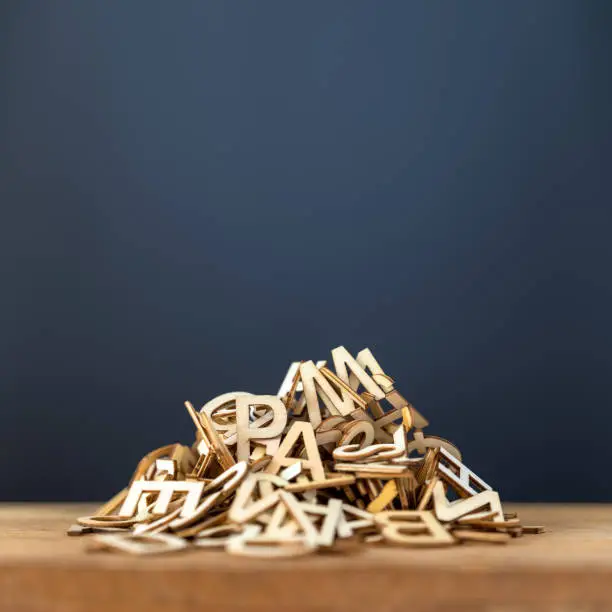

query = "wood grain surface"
[{"left": 0, "top": 503, "right": 611, "bottom": 611}]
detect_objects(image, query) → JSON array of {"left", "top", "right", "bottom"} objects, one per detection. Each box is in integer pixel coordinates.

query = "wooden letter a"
[{"left": 265, "top": 421, "right": 325, "bottom": 481}]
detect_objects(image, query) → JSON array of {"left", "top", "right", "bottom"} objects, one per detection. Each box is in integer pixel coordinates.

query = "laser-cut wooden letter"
[
  {"left": 432, "top": 480, "right": 503, "bottom": 522},
  {"left": 265, "top": 421, "right": 325, "bottom": 481},
  {"left": 375, "top": 510, "right": 455, "bottom": 546},
  {"left": 235, "top": 395, "right": 287, "bottom": 463},
  {"left": 300, "top": 361, "right": 364, "bottom": 429},
  {"left": 119, "top": 481, "right": 204, "bottom": 518},
  {"left": 277, "top": 360, "right": 326, "bottom": 397},
  {"left": 436, "top": 447, "right": 491, "bottom": 497},
  {"left": 331, "top": 346, "right": 386, "bottom": 399}
]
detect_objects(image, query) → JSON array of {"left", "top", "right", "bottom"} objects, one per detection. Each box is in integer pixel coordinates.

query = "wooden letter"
[
  {"left": 265, "top": 421, "right": 325, "bottom": 481},
  {"left": 367, "top": 480, "right": 399, "bottom": 513},
  {"left": 375, "top": 511, "right": 455, "bottom": 547},
  {"left": 119, "top": 481, "right": 204, "bottom": 518},
  {"left": 300, "top": 361, "right": 365, "bottom": 429},
  {"left": 331, "top": 346, "right": 386, "bottom": 399},
  {"left": 432, "top": 481, "right": 503, "bottom": 522},
  {"left": 350, "top": 348, "right": 397, "bottom": 392},
  {"left": 407, "top": 430, "right": 462, "bottom": 461},
  {"left": 235, "top": 395, "right": 287, "bottom": 462},
  {"left": 338, "top": 420, "right": 376, "bottom": 448},
  {"left": 436, "top": 447, "right": 491, "bottom": 497},
  {"left": 201, "top": 391, "right": 252, "bottom": 440},
  {"left": 228, "top": 473, "right": 287, "bottom": 524},
  {"left": 277, "top": 360, "right": 326, "bottom": 397}
]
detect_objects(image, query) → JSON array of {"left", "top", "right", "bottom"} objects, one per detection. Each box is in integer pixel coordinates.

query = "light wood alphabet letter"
[
  {"left": 119, "top": 481, "right": 204, "bottom": 518},
  {"left": 235, "top": 395, "right": 287, "bottom": 463},
  {"left": 432, "top": 481, "right": 503, "bottom": 522},
  {"left": 331, "top": 346, "right": 386, "bottom": 399},
  {"left": 436, "top": 447, "right": 491, "bottom": 497},
  {"left": 265, "top": 421, "right": 325, "bottom": 481},
  {"left": 277, "top": 360, "right": 326, "bottom": 397},
  {"left": 375, "top": 510, "right": 455, "bottom": 546},
  {"left": 300, "top": 360, "right": 363, "bottom": 429}
]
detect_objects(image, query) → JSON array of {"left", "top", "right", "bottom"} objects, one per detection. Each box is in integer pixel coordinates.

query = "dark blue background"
[{"left": 2, "top": 1, "right": 611, "bottom": 501}]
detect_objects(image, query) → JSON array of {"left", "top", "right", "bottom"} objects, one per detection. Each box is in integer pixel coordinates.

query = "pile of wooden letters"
[{"left": 70, "top": 346, "right": 542, "bottom": 557}]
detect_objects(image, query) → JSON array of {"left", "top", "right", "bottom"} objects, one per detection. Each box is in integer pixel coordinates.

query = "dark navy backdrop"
[{"left": 1, "top": 1, "right": 611, "bottom": 501}]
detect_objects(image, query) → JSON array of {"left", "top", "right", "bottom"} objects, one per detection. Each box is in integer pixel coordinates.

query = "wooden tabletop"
[{"left": 0, "top": 503, "right": 611, "bottom": 612}]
